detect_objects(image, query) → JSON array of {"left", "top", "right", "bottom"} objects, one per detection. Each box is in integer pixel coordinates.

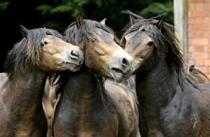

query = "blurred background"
[{"left": 0, "top": 0, "right": 173, "bottom": 71}]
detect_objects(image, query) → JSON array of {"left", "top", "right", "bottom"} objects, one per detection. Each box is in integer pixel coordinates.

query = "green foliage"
[
  {"left": 36, "top": 5, "right": 52, "bottom": 16},
  {"left": 0, "top": 2, "right": 9, "bottom": 12},
  {"left": 0, "top": 0, "right": 174, "bottom": 35},
  {"left": 36, "top": 0, "right": 90, "bottom": 17},
  {"left": 139, "top": 2, "right": 173, "bottom": 24},
  {"left": 42, "top": 20, "right": 63, "bottom": 29}
]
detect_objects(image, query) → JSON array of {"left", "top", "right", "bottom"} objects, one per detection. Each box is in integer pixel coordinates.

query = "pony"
[
  {"left": 50, "top": 18, "right": 139, "bottom": 137},
  {"left": 0, "top": 26, "right": 83, "bottom": 137},
  {"left": 121, "top": 13, "right": 210, "bottom": 137}
]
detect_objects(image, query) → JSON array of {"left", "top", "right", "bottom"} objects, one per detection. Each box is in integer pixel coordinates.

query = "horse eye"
[
  {"left": 141, "top": 28, "right": 145, "bottom": 32},
  {"left": 40, "top": 41, "right": 48, "bottom": 47},
  {"left": 147, "top": 41, "right": 154, "bottom": 47},
  {"left": 44, "top": 41, "right": 48, "bottom": 45},
  {"left": 91, "top": 38, "right": 96, "bottom": 43},
  {"left": 46, "top": 31, "right": 52, "bottom": 35}
]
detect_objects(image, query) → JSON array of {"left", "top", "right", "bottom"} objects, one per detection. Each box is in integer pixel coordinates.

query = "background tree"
[{"left": 0, "top": 0, "right": 173, "bottom": 71}]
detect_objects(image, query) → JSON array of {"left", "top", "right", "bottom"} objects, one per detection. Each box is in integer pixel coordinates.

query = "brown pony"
[
  {"left": 0, "top": 26, "right": 83, "bottom": 137},
  {"left": 121, "top": 13, "right": 210, "bottom": 137},
  {"left": 50, "top": 18, "right": 139, "bottom": 137}
]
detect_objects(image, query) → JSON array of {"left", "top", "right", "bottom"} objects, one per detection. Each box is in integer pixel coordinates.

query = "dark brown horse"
[
  {"left": 52, "top": 18, "right": 139, "bottom": 137},
  {"left": 188, "top": 65, "right": 209, "bottom": 83},
  {"left": 121, "top": 15, "right": 210, "bottom": 137},
  {"left": 0, "top": 26, "right": 83, "bottom": 137}
]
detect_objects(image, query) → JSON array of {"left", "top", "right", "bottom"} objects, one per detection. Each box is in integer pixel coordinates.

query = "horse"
[
  {"left": 51, "top": 18, "right": 139, "bottom": 137},
  {"left": 0, "top": 26, "right": 84, "bottom": 137},
  {"left": 121, "top": 14, "right": 210, "bottom": 137},
  {"left": 188, "top": 65, "right": 209, "bottom": 83}
]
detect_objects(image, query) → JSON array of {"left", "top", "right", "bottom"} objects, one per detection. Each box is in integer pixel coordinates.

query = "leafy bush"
[{"left": 0, "top": 2, "right": 9, "bottom": 12}]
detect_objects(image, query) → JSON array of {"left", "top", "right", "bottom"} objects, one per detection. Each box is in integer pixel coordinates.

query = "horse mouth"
[
  {"left": 111, "top": 67, "right": 125, "bottom": 75},
  {"left": 64, "top": 61, "right": 81, "bottom": 66},
  {"left": 111, "top": 67, "right": 131, "bottom": 82},
  {"left": 63, "top": 60, "right": 83, "bottom": 71}
]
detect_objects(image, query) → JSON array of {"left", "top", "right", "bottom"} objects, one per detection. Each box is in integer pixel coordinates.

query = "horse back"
[{"left": 184, "top": 82, "right": 210, "bottom": 137}]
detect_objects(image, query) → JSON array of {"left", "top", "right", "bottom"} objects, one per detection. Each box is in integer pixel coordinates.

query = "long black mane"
[
  {"left": 4, "top": 28, "right": 62, "bottom": 79},
  {"left": 123, "top": 19, "right": 184, "bottom": 73},
  {"left": 55, "top": 19, "right": 117, "bottom": 94},
  {"left": 64, "top": 19, "right": 115, "bottom": 45},
  {"left": 52, "top": 19, "right": 118, "bottom": 113}
]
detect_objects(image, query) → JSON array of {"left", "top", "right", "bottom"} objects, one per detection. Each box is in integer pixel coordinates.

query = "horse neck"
[
  {"left": 61, "top": 69, "right": 108, "bottom": 109},
  {"left": 4, "top": 67, "right": 47, "bottom": 116},
  {"left": 136, "top": 60, "right": 182, "bottom": 111}
]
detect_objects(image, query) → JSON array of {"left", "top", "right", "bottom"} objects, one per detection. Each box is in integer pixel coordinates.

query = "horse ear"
[
  {"left": 121, "top": 10, "right": 144, "bottom": 25},
  {"left": 129, "top": 15, "right": 136, "bottom": 25},
  {"left": 100, "top": 18, "right": 106, "bottom": 25},
  {"left": 151, "top": 13, "right": 166, "bottom": 20},
  {"left": 76, "top": 16, "right": 84, "bottom": 29},
  {"left": 155, "top": 14, "right": 166, "bottom": 29},
  {"left": 20, "top": 25, "right": 28, "bottom": 38},
  {"left": 189, "top": 65, "right": 195, "bottom": 72}
]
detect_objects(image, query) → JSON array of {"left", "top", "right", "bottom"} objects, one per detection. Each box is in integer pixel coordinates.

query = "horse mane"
[
  {"left": 64, "top": 19, "right": 115, "bottom": 45},
  {"left": 64, "top": 22, "right": 85, "bottom": 45},
  {"left": 4, "top": 28, "right": 62, "bottom": 79},
  {"left": 122, "top": 19, "right": 184, "bottom": 73},
  {"left": 55, "top": 19, "right": 117, "bottom": 93}
]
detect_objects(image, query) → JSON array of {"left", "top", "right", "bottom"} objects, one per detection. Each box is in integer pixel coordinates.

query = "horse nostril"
[
  {"left": 71, "top": 50, "right": 79, "bottom": 57},
  {"left": 44, "top": 41, "right": 48, "bottom": 45},
  {"left": 70, "top": 50, "right": 80, "bottom": 60},
  {"left": 122, "top": 58, "right": 129, "bottom": 66}
]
